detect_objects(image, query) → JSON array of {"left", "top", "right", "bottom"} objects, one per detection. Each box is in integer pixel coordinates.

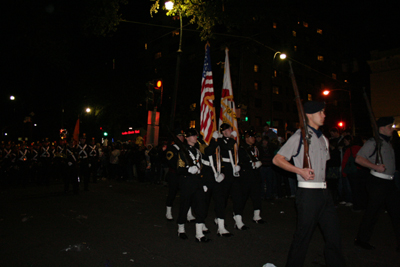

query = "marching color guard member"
[
  {"left": 354, "top": 116, "right": 400, "bottom": 252},
  {"left": 176, "top": 128, "right": 210, "bottom": 243},
  {"left": 273, "top": 101, "right": 346, "bottom": 267},
  {"left": 216, "top": 123, "right": 246, "bottom": 231},
  {"left": 165, "top": 129, "right": 196, "bottom": 222},
  {"left": 77, "top": 134, "right": 90, "bottom": 191},
  {"left": 237, "top": 130, "right": 264, "bottom": 225}
]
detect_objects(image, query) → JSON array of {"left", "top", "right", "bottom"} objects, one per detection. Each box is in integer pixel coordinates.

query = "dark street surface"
[{"left": 1, "top": 179, "right": 399, "bottom": 267}]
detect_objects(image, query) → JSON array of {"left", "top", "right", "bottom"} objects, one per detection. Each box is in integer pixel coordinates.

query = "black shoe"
[
  {"left": 166, "top": 218, "right": 174, "bottom": 222},
  {"left": 187, "top": 219, "right": 196, "bottom": 223},
  {"left": 178, "top": 233, "right": 188, "bottom": 240},
  {"left": 234, "top": 224, "right": 249, "bottom": 230},
  {"left": 217, "top": 231, "right": 233, "bottom": 237},
  {"left": 253, "top": 219, "right": 265, "bottom": 224},
  {"left": 195, "top": 236, "right": 211, "bottom": 243},
  {"left": 203, "top": 230, "right": 210, "bottom": 234},
  {"left": 354, "top": 239, "right": 375, "bottom": 250}
]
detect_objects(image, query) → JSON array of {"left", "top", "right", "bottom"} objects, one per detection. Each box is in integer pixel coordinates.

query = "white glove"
[
  {"left": 234, "top": 165, "right": 241, "bottom": 172},
  {"left": 215, "top": 173, "right": 225, "bottom": 183},
  {"left": 188, "top": 166, "right": 199, "bottom": 174},
  {"left": 213, "top": 131, "right": 222, "bottom": 139},
  {"left": 254, "top": 161, "right": 262, "bottom": 169},
  {"left": 68, "top": 162, "right": 72, "bottom": 166},
  {"left": 203, "top": 185, "right": 208, "bottom": 192},
  {"left": 231, "top": 131, "right": 237, "bottom": 138}
]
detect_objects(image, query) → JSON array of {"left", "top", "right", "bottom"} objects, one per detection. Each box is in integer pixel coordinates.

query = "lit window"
[
  {"left": 254, "top": 64, "right": 259, "bottom": 72},
  {"left": 294, "top": 45, "right": 297, "bottom": 51},
  {"left": 172, "top": 30, "right": 179, "bottom": 36},
  {"left": 273, "top": 70, "right": 277, "bottom": 78},
  {"left": 332, "top": 73, "right": 337, "bottom": 80},
  {"left": 155, "top": 52, "right": 162, "bottom": 59},
  {"left": 303, "top": 21, "right": 308, "bottom": 27},
  {"left": 190, "top": 120, "right": 196, "bottom": 128},
  {"left": 145, "top": 43, "right": 148, "bottom": 50},
  {"left": 344, "top": 79, "right": 348, "bottom": 83},
  {"left": 317, "top": 55, "right": 324, "bottom": 61},
  {"left": 317, "top": 28, "right": 323, "bottom": 34},
  {"left": 273, "top": 85, "right": 279, "bottom": 95},
  {"left": 273, "top": 22, "right": 277, "bottom": 29},
  {"left": 254, "top": 82, "right": 259, "bottom": 90},
  {"left": 308, "top": 94, "right": 312, "bottom": 101},
  {"left": 292, "top": 31, "right": 296, "bottom": 37}
]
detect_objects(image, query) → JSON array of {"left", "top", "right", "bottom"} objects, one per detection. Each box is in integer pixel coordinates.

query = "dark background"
[{"left": 2, "top": 0, "right": 400, "bottom": 141}]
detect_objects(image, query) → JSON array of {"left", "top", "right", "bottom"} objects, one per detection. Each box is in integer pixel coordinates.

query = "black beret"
[
  {"left": 376, "top": 116, "right": 394, "bottom": 127},
  {"left": 304, "top": 101, "right": 325, "bottom": 114},
  {"left": 220, "top": 123, "right": 232, "bottom": 133},
  {"left": 174, "top": 128, "right": 184, "bottom": 136},
  {"left": 184, "top": 128, "right": 198, "bottom": 137}
]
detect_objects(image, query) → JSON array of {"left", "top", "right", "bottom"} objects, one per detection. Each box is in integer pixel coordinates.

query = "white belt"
[
  {"left": 370, "top": 170, "right": 393, "bottom": 180},
  {"left": 222, "top": 158, "right": 231, "bottom": 163},
  {"left": 298, "top": 181, "right": 327, "bottom": 189},
  {"left": 201, "top": 159, "right": 210, "bottom": 166}
]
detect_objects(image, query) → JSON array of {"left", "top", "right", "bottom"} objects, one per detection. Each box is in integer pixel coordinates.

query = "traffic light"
[
  {"left": 154, "top": 79, "right": 163, "bottom": 90},
  {"left": 338, "top": 121, "right": 344, "bottom": 128},
  {"left": 103, "top": 132, "right": 108, "bottom": 137},
  {"left": 153, "top": 79, "right": 163, "bottom": 106}
]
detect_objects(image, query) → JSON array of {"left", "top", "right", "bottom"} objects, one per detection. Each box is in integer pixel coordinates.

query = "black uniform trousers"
[
  {"left": 235, "top": 168, "right": 262, "bottom": 215},
  {"left": 79, "top": 159, "right": 90, "bottom": 191},
  {"left": 177, "top": 174, "right": 206, "bottom": 224},
  {"left": 165, "top": 169, "right": 179, "bottom": 207},
  {"left": 88, "top": 157, "right": 99, "bottom": 183},
  {"left": 286, "top": 188, "right": 346, "bottom": 267},
  {"left": 16, "top": 161, "right": 30, "bottom": 185},
  {"left": 201, "top": 165, "right": 216, "bottom": 219},
  {"left": 64, "top": 164, "right": 79, "bottom": 194},
  {"left": 356, "top": 174, "right": 400, "bottom": 247},
  {"left": 213, "top": 164, "right": 235, "bottom": 219}
]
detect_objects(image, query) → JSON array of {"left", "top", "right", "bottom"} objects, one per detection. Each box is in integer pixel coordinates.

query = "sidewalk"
[{"left": 1, "top": 179, "right": 399, "bottom": 267}]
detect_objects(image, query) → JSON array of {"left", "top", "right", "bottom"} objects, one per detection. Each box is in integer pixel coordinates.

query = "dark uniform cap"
[
  {"left": 220, "top": 123, "right": 232, "bottom": 133},
  {"left": 185, "top": 128, "right": 199, "bottom": 137},
  {"left": 174, "top": 128, "right": 184, "bottom": 136},
  {"left": 244, "top": 130, "right": 256, "bottom": 138},
  {"left": 304, "top": 101, "right": 325, "bottom": 114},
  {"left": 376, "top": 116, "right": 394, "bottom": 127}
]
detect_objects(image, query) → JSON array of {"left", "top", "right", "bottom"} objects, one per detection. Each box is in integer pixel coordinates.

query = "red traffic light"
[{"left": 338, "top": 121, "right": 344, "bottom": 128}]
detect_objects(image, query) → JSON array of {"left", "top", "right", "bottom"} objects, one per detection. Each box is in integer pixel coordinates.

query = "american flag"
[
  {"left": 220, "top": 48, "right": 238, "bottom": 141},
  {"left": 200, "top": 44, "right": 216, "bottom": 145}
]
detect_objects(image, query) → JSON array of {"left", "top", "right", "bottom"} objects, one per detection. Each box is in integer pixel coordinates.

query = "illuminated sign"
[{"left": 122, "top": 130, "right": 140, "bottom": 135}]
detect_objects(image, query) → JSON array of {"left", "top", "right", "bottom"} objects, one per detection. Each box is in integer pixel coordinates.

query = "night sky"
[{"left": 2, "top": 0, "right": 400, "bottom": 140}]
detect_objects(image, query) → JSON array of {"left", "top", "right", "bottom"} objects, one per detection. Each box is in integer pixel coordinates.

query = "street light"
[
  {"left": 165, "top": 1, "right": 183, "bottom": 129},
  {"left": 322, "top": 88, "right": 355, "bottom": 135},
  {"left": 270, "top": 51, "right": 287, "bottom": 128},
  {"left": 165, "top": 1, "right": 174, "bottom": 10},
  {"left": 86, "top": 107, "right": 91, "bottom": 113},
  {"left": 10, "top": 96, "right": 15, "bottom": 101}
]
